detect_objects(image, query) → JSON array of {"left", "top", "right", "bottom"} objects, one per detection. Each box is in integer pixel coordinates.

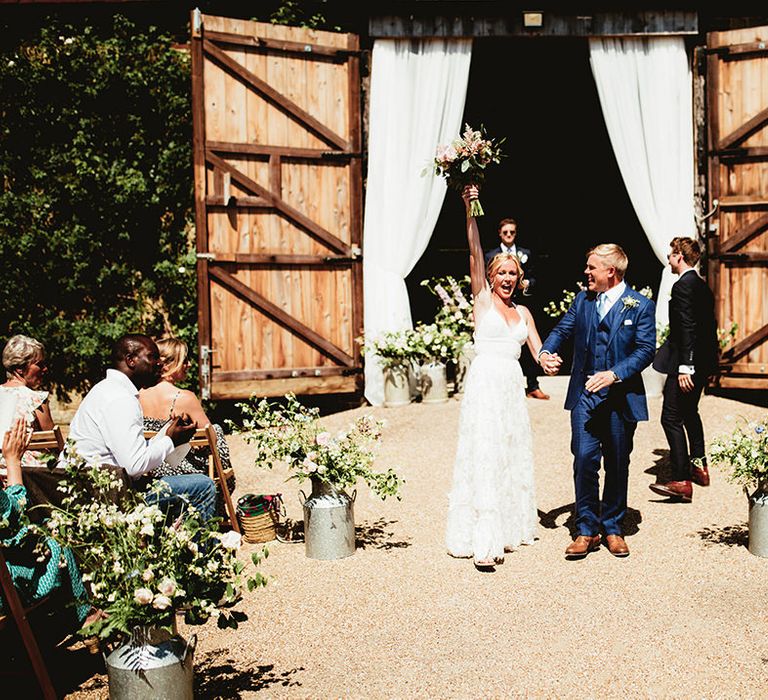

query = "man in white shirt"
[{"left": 65, "top": 334, "right": 216, "bottom": 520}]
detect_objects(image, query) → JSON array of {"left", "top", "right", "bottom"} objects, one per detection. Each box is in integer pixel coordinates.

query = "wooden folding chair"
[
  {"left": 28, "top": 426, "right": 65, "bottom": 452},
  {"left": 0, "top": 548, "right": 56, "bottom": 699},
  {"left": 144, "top": 425, "right": 240, "bottom": 533}
]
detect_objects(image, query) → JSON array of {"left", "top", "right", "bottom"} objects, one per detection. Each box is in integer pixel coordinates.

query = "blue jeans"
[{"left": 145, "top": 474, "right": 217, "bottom": 522}]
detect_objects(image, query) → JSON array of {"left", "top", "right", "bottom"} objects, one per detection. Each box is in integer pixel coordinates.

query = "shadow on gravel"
[
  {"left": 696, "top": 523, "right": 748, "bottom": 548},
  {"left": 645, "top": 448, "right": 671, "bottom": 479},
  {"left": 355, "top": 518, "right": 411, "bottom": 550},
  {"left": 196, "top": 650, "right": 304, "bottom": 696},
  {"left": 538, "top": 504, "right": 643, "bottom": 537}
]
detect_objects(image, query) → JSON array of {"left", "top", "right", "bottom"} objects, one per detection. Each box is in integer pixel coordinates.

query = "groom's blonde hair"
[{"left": 587, "top": 243, "right": 628, "bottom": 278}]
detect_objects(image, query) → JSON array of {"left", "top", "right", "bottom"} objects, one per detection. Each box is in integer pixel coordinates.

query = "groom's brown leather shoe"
[
  {"left": 526, "top": 388, "right": 550, "bottom": 400},
  {"left": 603, "top": 534, "right": 630, "bottom": 557},
  {"left": 691, "top": 465, "right": 710, "bottom": 487},
  {"left": 649, "top": 480, "right": 693, "bottom": 502},
  {"left": 564, "top": 535, "right": 600, "bottom": 559}
]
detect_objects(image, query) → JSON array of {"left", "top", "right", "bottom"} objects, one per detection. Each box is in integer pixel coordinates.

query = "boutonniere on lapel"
[
  {"left": 517, "top": 251, "right": 528, "bottom": 264},
  {"left": 621, "top": 295, "right": 640, "bottom": 311}
]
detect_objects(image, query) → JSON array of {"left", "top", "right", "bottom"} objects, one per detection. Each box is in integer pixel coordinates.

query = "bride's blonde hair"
[{"left": 487, "top": 253, "right": 524, "bottom": 292}]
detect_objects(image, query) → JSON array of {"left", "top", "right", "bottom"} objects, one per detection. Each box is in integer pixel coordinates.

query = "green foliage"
[
  {"left": 710, "top": 417, "right": 768, "bottom": 493},
  {"left": 37, "top": 443, "right": 266, "bottom": 643},
  {"left": 0, "top": 16, "right": 196, "bottom": 395},
  {"left": 234, "top": 393, "right": 403, "bottom": 500}
]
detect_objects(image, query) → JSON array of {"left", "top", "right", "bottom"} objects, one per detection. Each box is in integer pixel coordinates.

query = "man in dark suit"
[
  {"left": 485, "top": 217, "right": 549, "bottom": 399},
  {"left": 539, "top": 244, "right": 656, "bottom": 559},
  {"left": 649, "top": 237, "right": 719, "bottom": 502}
]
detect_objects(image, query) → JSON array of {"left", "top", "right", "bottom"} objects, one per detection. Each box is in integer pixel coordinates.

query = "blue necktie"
[{"left": 597, "top": 293, "right": 608, "bottom": 321}]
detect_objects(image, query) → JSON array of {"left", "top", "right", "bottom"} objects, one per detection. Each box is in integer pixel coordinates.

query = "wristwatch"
[{"left": 610, "top": 371, "right": 621, "bottom": 383}]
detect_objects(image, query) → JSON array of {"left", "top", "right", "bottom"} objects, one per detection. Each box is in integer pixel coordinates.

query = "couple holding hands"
[{"left": 446, "top": 185, "right": 715, "bottom": 569}]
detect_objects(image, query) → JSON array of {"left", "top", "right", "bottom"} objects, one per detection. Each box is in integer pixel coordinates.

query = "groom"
[{"left": 539, "top": 244, "right": 656, "bottom": 559}]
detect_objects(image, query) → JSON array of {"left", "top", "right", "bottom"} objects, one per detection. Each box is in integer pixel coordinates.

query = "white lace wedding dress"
[{"left": 445, "top": 287, "right": 538, "bottom": 561}]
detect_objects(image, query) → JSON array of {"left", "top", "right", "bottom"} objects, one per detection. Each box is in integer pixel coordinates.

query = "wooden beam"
[
  {"left": 214, "top": 366, "right": 360, "bottom": 382},
  {"left": 207, "top": 142, "right": 358, "bottom": 160},
  {"left": 203, "top": 253, "right": 356, "bottom": 266},
  {"left": 719, "top": 212, "right": 768, "bottom": 253},
  {"left": 718, "top": 196, "right": 768, "bottom": 208},
  {"left": 211, "top": 375, "right": 358, "bottom": 400},
  {"left": 208, "top": 265, "right": 355, "bottom": 367},
  {"left": 718, "top": 146, "right": 768, "bottom": 162},
  {"left": 717, "top": 252, "right": 768, "bottom": 263},
  {"left": 203, "top": 39, "right": 349, "bottom": 151},
  {"left": 191, "top": 11, "right": 212, "bottom": 397},
  {"left": 713, "top": 376, "right": 768, "bottom": 390},
  {"left": 206, "top": 30, "right": 355, "bottom": 60},
  {"left": 721, "top": 323, "right": 768, "bottom": 363},
  {"left": 710, "top": 41, "right": 768, "bottom": 59},
  {"left": 718, "top": 105, "right": 768, "bottom": 151},
  {"left": 206, "top": 151, "right": 350, "bottom": 255}
]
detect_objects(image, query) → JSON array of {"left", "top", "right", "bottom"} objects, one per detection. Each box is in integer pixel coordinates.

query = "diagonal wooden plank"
[
  {"left": 718, "top": 105, "right": 768, "bottom": 150},
  {"left": 719, "top": 212, "right": 768, "bottom": 253},
  {"left": 208, "top": 265, "right": 354, "bottom": 366},
  {"left": 206, "top": 151, "right": 350, "bottom": 255},
  {"left": 203, "top": 39, "right": 348, "bottom": 151},
  {"left": 721, "top": 322, "right": 768, "bottom": 363}
]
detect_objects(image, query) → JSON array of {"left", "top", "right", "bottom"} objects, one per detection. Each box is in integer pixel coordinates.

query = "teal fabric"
[{"left": 0, "top": 484, "right": 88, "bottom": 621}]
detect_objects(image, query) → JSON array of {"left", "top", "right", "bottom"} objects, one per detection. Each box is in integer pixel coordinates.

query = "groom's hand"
[
  {"left": 585, "top": 371, "right": 617, "bottom": 393},
  {"left": 539, "top": 352, "right": 562, "bottom": 375}
]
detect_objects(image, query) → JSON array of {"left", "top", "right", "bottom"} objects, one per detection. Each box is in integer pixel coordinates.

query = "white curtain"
[
  {"left": 589, "top": 37, "right": 696, "bottom": 327},
  {"left": 362, "top": 38, "right": 472, "bottom": 405}
]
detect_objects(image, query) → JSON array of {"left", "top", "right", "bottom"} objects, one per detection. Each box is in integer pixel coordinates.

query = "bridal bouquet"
[{"left": 429, "top": 124, "right": 504, "bottom": 216}]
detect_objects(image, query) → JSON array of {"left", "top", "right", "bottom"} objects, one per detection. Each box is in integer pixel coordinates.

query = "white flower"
[
  {"left": 63, "top": 37, "right": 74, "bottom": 45},
  {"left": 316, "top": 431, "right": 331, "bottom": 446},
  {"left": 140, "top": 523, "right": 155, "bottom": 537},
  {"left": 113, "top": 561, "right": 125, "bottom": 575},
  {"left": 302, "top": 456, "right": 319, "bottom": 472},
  {"left": 206, "top": 560, "right": 218, "bottom": 573},
  {"left": 134, "top": 588, "right": 153, "bottom": 605},
  {"left": 518, "top": 252, "right": 528, "bottom": 264},
  {"left": 157, "top": 577, "right": 177, "bottom": 596},
  {"left": 178, "top": 266, "right": 186, "bottom": 274},
  {"left": 152, "top": 594, "right": 172, "bottom": 610},
  {"left": 187, "top": 541, "right": 199, "bottom": 555},
  {"left": 621, "top": 296, "right": 640, "bottom": 310},
  {"left": 7, "top": 60, "right": 14, "bottom": 68},
  {"left": 142, "top": 568, "right": 155, "bottom": 582},
  {"left": 219, "top": 530, "right": 242, "bottom": 551}
]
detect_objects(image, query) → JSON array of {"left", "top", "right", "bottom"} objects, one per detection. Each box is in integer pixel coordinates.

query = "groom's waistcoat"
[{"left": 585, "top": 311, "right": 611, "bottom": 375}]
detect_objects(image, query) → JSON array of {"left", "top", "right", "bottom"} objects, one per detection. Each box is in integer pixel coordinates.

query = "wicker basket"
[{"left": 237, "top": 494, "right": 282, "bottom": 544}]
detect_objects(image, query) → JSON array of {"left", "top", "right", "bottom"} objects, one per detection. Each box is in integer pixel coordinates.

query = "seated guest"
[
  {"left": 139, "top": 338, "right": 235, "bottom": 514},
  {"left": 0, "top": 334, "right": 54, "bottom": 466},
  {"left": 1, "top": 418, "right": 89, "bottom": 622},
  {"left": 63, "top": 334, "right": 216, "bottom": 521}
]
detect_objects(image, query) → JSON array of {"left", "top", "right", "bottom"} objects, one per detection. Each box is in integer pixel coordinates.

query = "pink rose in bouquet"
[{"left": 430, "top": 124, "right": 504, "bottom": 217}]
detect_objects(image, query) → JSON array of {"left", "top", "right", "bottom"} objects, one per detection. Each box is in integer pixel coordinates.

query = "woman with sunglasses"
[{"left": 0, "top": 334, "right": 53, "bottom": 467}]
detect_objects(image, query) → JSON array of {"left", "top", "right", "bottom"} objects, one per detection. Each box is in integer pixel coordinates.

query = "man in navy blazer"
[
  {"left": 539, "top": 244, "right": 656, "bottom": 559},
  {"left": 649, "top": 237, "right": 718, "bottom": 503}
]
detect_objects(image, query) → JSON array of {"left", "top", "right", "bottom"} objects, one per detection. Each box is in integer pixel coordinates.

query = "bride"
[{"left": 445, "top": 185, "right": 542, "bottom": 570}]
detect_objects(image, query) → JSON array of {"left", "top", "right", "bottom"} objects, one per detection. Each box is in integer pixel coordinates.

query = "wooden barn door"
[
  {"left": 707, "top": 26, "right": 768, "bottom": 389},
  {"left": 191, "top": 12, "right": 363, "bottom": 399}
]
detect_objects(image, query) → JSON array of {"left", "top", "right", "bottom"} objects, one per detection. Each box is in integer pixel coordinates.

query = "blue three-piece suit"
[{"left": 541, "top": 286, "right": 656, "bottom": 535}]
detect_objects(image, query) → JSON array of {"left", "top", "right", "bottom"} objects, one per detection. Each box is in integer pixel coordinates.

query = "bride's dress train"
[{"left": 445, "top": 289, "right": 538, "bottom": 561}]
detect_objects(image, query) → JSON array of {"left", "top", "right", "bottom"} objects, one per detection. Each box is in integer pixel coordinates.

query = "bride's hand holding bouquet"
[{"left": 429, "top": 124, "right": 504, "bottom": 217}]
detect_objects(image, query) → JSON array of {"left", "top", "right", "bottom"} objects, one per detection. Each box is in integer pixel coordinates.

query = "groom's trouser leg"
[
  {"left": 570, "top": 400, "right": 602, "bottom": 536},
  {"left": 600, "top": 410, "right": 636, "bottom": 535}
]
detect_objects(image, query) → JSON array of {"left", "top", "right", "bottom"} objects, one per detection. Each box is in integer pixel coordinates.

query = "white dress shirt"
[
  {"left": 65, "top": 369, "right": 174, "bottom": 477},
  {"left": 597, "top": 281, "right": 626, "bottom": 318},
  {"left": 501, "top": 244, "right": 517, "bottom": 257}
]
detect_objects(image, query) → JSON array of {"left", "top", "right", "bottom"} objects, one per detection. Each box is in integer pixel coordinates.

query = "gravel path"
[{"left": 65, "top": 376, "right": 768, "bottom": 698}]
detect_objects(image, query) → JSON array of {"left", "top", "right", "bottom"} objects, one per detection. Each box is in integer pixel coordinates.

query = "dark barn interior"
[{"left": 406, "top": 37, "right": 663, "bottom": 345}]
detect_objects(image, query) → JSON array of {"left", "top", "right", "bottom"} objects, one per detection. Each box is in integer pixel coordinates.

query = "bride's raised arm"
[{"left": 462, "top": 185, "right": 486, "bottom": 298}]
